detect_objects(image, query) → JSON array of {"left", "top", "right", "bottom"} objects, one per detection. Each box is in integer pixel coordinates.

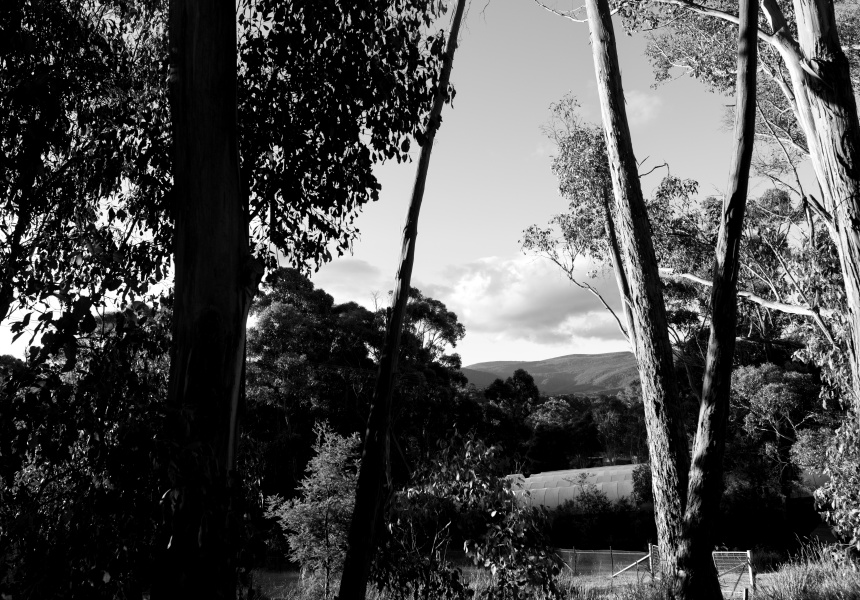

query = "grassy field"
[{"left": 251, "top": 545, "right": 860, "bottom": 600}]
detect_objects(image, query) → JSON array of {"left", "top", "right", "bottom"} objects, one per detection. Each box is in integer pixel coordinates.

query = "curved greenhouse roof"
[
  {"left": 509, "top": 463, "right": 828, "bottom": 510},
  {"left": 509, "top": 464, "right": 638, "bottom": 509}
]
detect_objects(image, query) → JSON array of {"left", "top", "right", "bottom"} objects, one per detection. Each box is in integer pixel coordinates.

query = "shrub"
[
  {"left": 816, "top": 414, "right": 860, "bottom": 551},
  {"left": 265, "top": 423, "right": 360, "bottom": 600},
  {"left": 375, "top": 435, "right": 562, "bottom": 600},
  {"left": 0, "top": 305, "right": 171, "bottom": 600}
]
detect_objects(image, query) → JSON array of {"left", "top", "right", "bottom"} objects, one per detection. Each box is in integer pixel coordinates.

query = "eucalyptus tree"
[
  {"left": 621, "top": 0, "right": 860, "bottom": 413},
  {"left": 0, "top": 0, "right": 172, "bottom": 361},
  {"left": 4, "top": 0, "right": 456, "bottom": 595},
  {"left": 521, "top": 95, "right": 637, "bottom": 347},
  {"left": 529, "top": 0, "right": 759, "bottom": 592},
  {"left": 579, "top": 0, "right": 692, "bottom": 582},
  {"left": 339, "top": 0, "right": 467, "bottom": 597},
  {"left": 160, "top": 0, "right": 454, "bottom": 597},
  {"left": 676, "top": 0, "right": 759, "bottom": 595}
]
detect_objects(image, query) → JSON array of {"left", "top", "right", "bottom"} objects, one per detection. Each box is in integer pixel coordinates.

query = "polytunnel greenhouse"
[
  {"left": 509, "top": 463, "right": 828, "bottom": 510},
  {"left": 510, "top": 463, "right": 638, "bottom": 510}
]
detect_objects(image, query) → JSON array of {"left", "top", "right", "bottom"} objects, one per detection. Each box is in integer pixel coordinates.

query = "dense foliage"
[
  {"left": 0, "top": 303, "right": 171, "bottom": 598},
  {"left": 376, "top": 436, "right": 562, "bottom": 600},
  {"left": 237, "top": 0, "right": 452, "bottom": 268}
]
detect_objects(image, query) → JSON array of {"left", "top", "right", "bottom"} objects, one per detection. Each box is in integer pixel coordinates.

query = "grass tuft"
[{"left": 755, "top": 544, "right": 860, "bottom": 600}]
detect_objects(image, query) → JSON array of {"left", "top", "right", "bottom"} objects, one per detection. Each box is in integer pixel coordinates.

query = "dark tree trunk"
[
  {"left": 584, "top": 0, "right": 690, "bottom": 578},
  {"left": 337, "top": 1, "right": 466, "bottom": 598},
  {"left": 153, "top": 2, "right": 259, "bottom": 598},
  {"left": 676, "top": 0, "right": 759, "bottom": 597}
]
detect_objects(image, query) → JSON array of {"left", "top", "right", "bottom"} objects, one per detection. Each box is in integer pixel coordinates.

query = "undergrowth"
[
  {"left": 252, "top": 543, "right": 860, "bottom": 600},
  {"left": 755, "top": 544, "right": 860, "bottom": 600}
]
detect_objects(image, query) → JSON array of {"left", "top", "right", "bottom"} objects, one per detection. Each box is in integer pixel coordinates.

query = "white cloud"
[
  {"left": 625, "top": 90, "right": 663, "bottom": 126},
  {"left": 309, "top": 254, "right": 631, "bottom": 365},
  {"left": 422, "top": 255, "right": 629, "bottom": 363}
]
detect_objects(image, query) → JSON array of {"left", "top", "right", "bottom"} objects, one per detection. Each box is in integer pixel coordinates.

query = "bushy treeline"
[{"left": 0, "top": 268, "right": 855, "bottom": 598}]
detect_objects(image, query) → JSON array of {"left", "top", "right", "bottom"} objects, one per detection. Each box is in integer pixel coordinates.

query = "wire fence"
[
  {"left": 438, "top": 546, "right": 755, "bottom": 596},
  {"left": 650, "top": 546, "right": 756, "bottom": 597},
  {"left": 555, "top": 548, "right": 650, "bottom": 577},
  {"left": 555, "top": 546, "right": 755, "bottom": 596}
]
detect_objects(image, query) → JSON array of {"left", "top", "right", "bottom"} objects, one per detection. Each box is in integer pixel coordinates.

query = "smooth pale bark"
[
  {"left": 602, "top": 184, "right": 637, "bottom": 349},
  {"left": 661, "top": 269, "right": 836, "bottom": 343},
  {"left": 663, "top": 0, "right": 860, "bottom": 423},
  {"left": 584, "top": 0, "right": 690, "bottom": 578},
  {"left": 676, "top": 0, "right": 758, "bottom": 596},
  {"left": 154, "top": 2, "right": 259, "bottom": 598},
  {"left": 336, "top": 1, "right": 466, "bottom": 598},
  {"left": 782, "top": 0, "right": 860, "bottom": 413},
  {"left": 691, "top": 0, "right": 860, "bottom": 416}
]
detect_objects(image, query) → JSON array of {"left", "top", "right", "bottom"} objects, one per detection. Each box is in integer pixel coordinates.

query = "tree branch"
[
  {"left": 577, "top": 278, "right": 632, "bottom": 342},
  {"left": 804, "top": 193, "right": 837, "bottom": 237},
  {"left": 659, "top": 268, "right": 835, "bottom": 320},
  {"left": 756, "top": 104, "right": 807, "bottom": 196},
  {"left": 531, "top": 0, "right": 591, "bottom": 22},
  {"left": 760, "top": 235, "right": 837, "bottom": 346},
  {"left": 540, "top": 252, "right": 632, "bottom": 343},
  {"left": 650, "top": 0, "right": 776, "bottom": 45},
  {"left": 639, "top": 161, "right": 669, "bottom": 178}
]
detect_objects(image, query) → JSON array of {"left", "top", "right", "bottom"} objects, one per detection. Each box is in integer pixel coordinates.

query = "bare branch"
[
  {"left": 531, "top": 0, "right": 589, "bottom": 22},
  {"left": 577, "top": 279, "right": 632, "bottom": 342},
  {"left": 660, "top": 268, "right": 835, "bottom": 320},
  {"left": 537, "top": 252, "right": 632, "bottom": 343},
  {"left": 754, "top": 166, "right": 801, "bottom": 196},
  {"left": 756, "top": 104, "right": 806, "bottom": 195},
  {"left": 760, "top": 235, "right": 837, "bottom": 346},
  {"left": 805, "top": 193, "right": 837, "bottom": 238},
  {"left": 650, "top": 0, "right": 776, "bottom": 45},
  {"left": 639, "top": 161, "right": 669, "bottom": 178}
]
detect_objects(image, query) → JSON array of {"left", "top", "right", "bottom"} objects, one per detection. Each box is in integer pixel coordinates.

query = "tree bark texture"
[
  {"left": 602, "top": 184, "right": 637, "bottom": 349},
  {"left": 337, "top": 1, "right": 466, "bottom": 598},
  {"left": 584, "top": 0, "right": 690, "bottom": 577},
  {"left": 791, "top": 0, "right": 860, "bottom": 413},
  {"left": 762, "top": 0, "right": 860, "bottom": 412},
  {"left": 154, "top": 2, "right": 259, "bottom": 598},
  {"left": 676, "top": 0, "right": 759, "bottom": 596}
]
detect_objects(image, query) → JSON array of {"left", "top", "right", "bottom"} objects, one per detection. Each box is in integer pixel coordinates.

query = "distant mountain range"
[{"left": 461, "top": 351, "right": 639, "bottom": 396}]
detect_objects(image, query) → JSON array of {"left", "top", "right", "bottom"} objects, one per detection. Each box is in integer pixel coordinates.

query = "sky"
[
  {"left": 311, "top": 0, "right": 743, "bottom": 366},
  {"left": 0, "top": 0, "right": 749, "bottom": 364}
]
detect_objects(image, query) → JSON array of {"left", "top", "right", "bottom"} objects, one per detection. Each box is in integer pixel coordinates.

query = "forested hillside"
[{"left": 464, "top": 351, "right": 639, "bottom": 395}]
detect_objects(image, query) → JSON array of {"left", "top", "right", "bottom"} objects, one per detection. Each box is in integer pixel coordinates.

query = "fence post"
[
  {"left": 610, "top": 546, "right": 614, "bottom": 589},
  {"left": 574, "top": 547, "right": 577, "bottom": 576},
  {"left": 747, "top": 549, "right": 755, "bottom": 591}
]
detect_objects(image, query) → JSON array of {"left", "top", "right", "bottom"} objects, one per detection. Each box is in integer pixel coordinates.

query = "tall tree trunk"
[
  {"left": 602, "top": 184, "right": 637, "bottom": 349},
  {"left": 154, "top": 2, "right": 260, "bottom": 598},
  {"left": 337, "top": 1, "right": 466, "bottom": 598},
  {"left": 676, "top": 0, "right": 759, "bottom": 596},
  {"left": 791, "top": 0, "right": 860, "bottom": 414},
  {"left": 584, "top": 0, "right": 690, "bottom": 578},
  {"left": 762, "top": 0, "right": 860, "bottom": 413}
]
